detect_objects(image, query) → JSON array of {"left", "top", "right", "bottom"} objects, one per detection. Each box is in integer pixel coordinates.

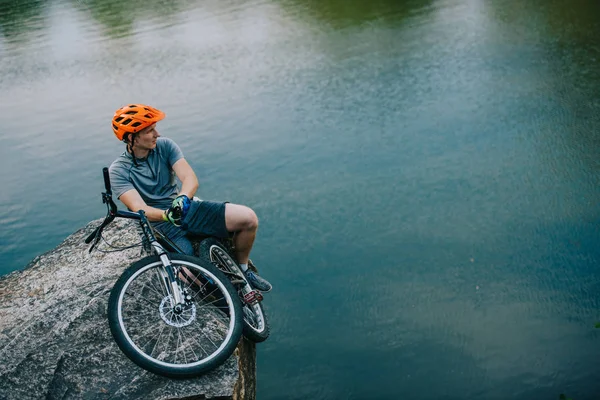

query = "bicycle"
[{"left": 85, "top": 167, "right": 268, "bottom": 378}]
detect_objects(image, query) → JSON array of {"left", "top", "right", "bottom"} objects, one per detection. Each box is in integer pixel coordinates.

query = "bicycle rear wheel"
[
  {"left": 107, "top": 254, "right": 243, "bottom": 378},
  {"left": 199, "top": 238, "right": 270, "bottom": 343}
]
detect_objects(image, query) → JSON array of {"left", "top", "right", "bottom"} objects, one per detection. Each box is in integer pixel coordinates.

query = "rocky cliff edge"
[{"left": 0, "top": 218, "right": 255, "bottom": 400}]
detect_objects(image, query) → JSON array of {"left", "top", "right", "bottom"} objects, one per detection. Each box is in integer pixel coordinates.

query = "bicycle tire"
[
  {"left": 107, "top": 253, "right": 243, "bottom": 378},
  {"left": 199, "top": 238, "right": 270, "bottom": 343}
]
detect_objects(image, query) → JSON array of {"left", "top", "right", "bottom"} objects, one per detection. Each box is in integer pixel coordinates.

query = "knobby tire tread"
[{"left": 198, "top": 238, "right": 271, "bottom": 343}]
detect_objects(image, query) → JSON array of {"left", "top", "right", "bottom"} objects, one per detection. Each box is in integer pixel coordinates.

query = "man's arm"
[
  {"left": 119, "top": 189, "right": 167, "bottom": 222},
  {"left": 172, "top": 158, "right": 199, "bottom": 199}
]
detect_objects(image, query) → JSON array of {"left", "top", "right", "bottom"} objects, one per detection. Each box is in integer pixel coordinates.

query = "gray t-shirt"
[{"left": 109, "top": 137, "right": 184, "bottom": 210}]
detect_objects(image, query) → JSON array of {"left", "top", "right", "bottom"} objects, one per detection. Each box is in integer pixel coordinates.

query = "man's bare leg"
[
  {"left": 224, "top": 203, "right": 271, "bottom": 291},
  {"left": 224, "top": 203, "right": 258, "bottom": 264}
]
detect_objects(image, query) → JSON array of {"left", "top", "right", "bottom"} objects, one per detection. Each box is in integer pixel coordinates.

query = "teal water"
[{"left": 1, "top": 0, "right": 599, "bottom": 398}]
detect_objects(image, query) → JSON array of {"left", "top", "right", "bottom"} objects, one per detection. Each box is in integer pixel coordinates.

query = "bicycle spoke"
[
  {"left": 175, "top": 328, "right": 184, "bottom": 364},
  {"left": 189, "top": 330, "right": 211, "bottom": 357},
  {"left": 137, "top": 324, "right": 168, "bottom": 355},
  {"left": 112, "top": 259, "right": 240, "bottom": 372},
  {"left": 156, "top": 327, "right": 175, "bottom": 362},
  {"left": 190, "top": 285, "right": 227, "bottom": 305},
  {"left": 190, "top": 317, "right": 225, "bottom": 348},
  {"left": 152, "top": 269, "right": 168, "bottom": 296},
  {"left": 124, "top": 290, "right": 159, "bottom": 307},
  {"left": 149, "top": 323, "right": 168, "bottom": 359},
  {"left": 244, "top": 306, "right": 258, "bottom": 326}
]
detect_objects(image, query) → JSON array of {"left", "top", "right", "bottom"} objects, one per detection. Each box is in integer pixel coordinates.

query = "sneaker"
[{"left": 245, "top": 270, "right": 272, "bottom": 292}]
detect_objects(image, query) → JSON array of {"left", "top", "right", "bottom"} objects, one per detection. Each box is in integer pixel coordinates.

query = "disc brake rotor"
[{"left": 159, "top": 295, "right": 196, "bottom": 327}]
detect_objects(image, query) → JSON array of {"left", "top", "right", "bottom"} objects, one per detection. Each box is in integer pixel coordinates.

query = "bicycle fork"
[
  {"left": 137, "top": 211, "right": 187, "bottom": 311},
  {"left": 154, "top": 245, "right": 186, "bottom": 311}
]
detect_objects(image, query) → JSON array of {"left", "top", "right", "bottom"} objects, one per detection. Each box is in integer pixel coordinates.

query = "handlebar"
[
  {"left": 103, "top": 167, "right": 112, "bottom": 194},
  {"left": 85, "top": 167, "right": 148, "bottom": 252}
]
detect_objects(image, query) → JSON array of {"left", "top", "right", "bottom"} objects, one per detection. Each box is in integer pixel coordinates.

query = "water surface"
[{"left": 1, "top": 0, "right": 599, "bottom": 398}]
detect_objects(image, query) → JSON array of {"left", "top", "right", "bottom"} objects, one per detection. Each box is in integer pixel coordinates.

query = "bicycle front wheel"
[{"left": 107, "top": 254, "right": 243, "bottom": 378}]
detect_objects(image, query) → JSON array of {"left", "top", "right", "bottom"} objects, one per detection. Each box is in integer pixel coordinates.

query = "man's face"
[{"left": 133, "top": 123, "right": 160, "bottom": 150}]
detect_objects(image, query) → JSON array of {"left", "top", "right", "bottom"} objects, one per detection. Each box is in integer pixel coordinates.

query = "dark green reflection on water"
[
  {"left": 483, "top": 0, "right": 600, "bottom": 177},
  {"left": 0, "top": 0, "right": 46, "bottom": 42},
  {"left": 0, "top": 0, "right": 436, "bottom": 42},
  {"left": 486, "top": 0, "right": 600, "bottom": 44},
  {"left": 69, "top": 0, "right": 188, "bottom": 38},
  {"left": 277, "top": 0, "right": 434, "bottom": 28},
  {"left": 0, "top": 0, "right": 189, "bottom": 42},
  {"left": 1, "top": 0, "right": 599, "bottom": 399},
  {"left": 73, "top": 0, "right": 137, "bottom": 38}
]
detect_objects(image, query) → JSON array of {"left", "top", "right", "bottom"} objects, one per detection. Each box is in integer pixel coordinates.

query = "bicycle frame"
[{"left": 86, "top": 167, "right": 186, "bottom": 308}]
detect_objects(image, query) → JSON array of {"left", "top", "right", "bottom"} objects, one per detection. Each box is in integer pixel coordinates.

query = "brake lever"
[
  {"left": 86, "top": 215, "right": 113, "bottom": 253},
  {"left": 85, "top": 221, "right": 104, "bottom": 253},
  {"left": 85, "top": 226, "right": 100, "bottom": 244},
  {"left": 88, "top": 229, "right": 102, "bottom": 253}
]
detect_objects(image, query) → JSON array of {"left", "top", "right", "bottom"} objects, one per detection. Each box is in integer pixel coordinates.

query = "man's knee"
[
  {"left": 226, "top": 204, "right": 259, "bottom": 231},
  {"left": 243, "top": 207, "right": 259, "bottom": 231}
]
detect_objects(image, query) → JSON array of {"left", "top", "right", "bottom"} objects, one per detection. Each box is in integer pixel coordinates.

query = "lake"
[{"left": 1, "top": 0, "right": 599, "bottom": 398}]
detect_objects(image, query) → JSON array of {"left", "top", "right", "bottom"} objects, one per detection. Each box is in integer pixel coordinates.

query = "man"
[{"left": 108, "top": 104, "right": 272, "bottom": 292}]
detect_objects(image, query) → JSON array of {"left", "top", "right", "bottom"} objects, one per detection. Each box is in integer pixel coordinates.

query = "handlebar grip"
[
  {"left": 85, "top": 227, "right": 99, "bottom": 244},
  {"left": 103, "top": 167, "right": 111, "bottom": 193}
]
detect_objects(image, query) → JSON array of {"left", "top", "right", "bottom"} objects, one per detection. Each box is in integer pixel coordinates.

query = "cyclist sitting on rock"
[{"left": 108, "top": 104, "right": 272, "bottom": 292}]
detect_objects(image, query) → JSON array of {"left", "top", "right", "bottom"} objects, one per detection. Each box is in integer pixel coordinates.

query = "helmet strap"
[{"left": 124, "top": 133, "right": 139, "bottom": 166}]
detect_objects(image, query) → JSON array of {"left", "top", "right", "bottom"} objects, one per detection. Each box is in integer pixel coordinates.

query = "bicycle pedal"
[{"left": 243, "top": 290, "right": 263, "bottom": 305}]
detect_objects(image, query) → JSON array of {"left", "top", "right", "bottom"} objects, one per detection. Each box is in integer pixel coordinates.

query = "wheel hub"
[{"left": 159, "top": 295, "right": 196, "bottom": 327}]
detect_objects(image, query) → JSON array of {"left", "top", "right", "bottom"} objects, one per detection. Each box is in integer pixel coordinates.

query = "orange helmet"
[{"left": 112, "top": 104, "right": 165, "bottom": 141}]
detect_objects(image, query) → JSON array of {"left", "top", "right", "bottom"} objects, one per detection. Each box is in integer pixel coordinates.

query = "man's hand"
[{"left": 163, "top": 195, "right": 191, "bottom": 226}]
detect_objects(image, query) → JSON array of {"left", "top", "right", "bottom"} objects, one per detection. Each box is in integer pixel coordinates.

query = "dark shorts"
[
  {"left": 153, "top": 200, "right": 228, "bottom": 256},
  {"left": 181, "top": 200, "right": 229, "bottom": 238}
]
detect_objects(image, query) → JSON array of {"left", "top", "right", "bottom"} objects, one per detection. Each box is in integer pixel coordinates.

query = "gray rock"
[{"left": 0, "top": 218, "right": 255, "bottom": 400}]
